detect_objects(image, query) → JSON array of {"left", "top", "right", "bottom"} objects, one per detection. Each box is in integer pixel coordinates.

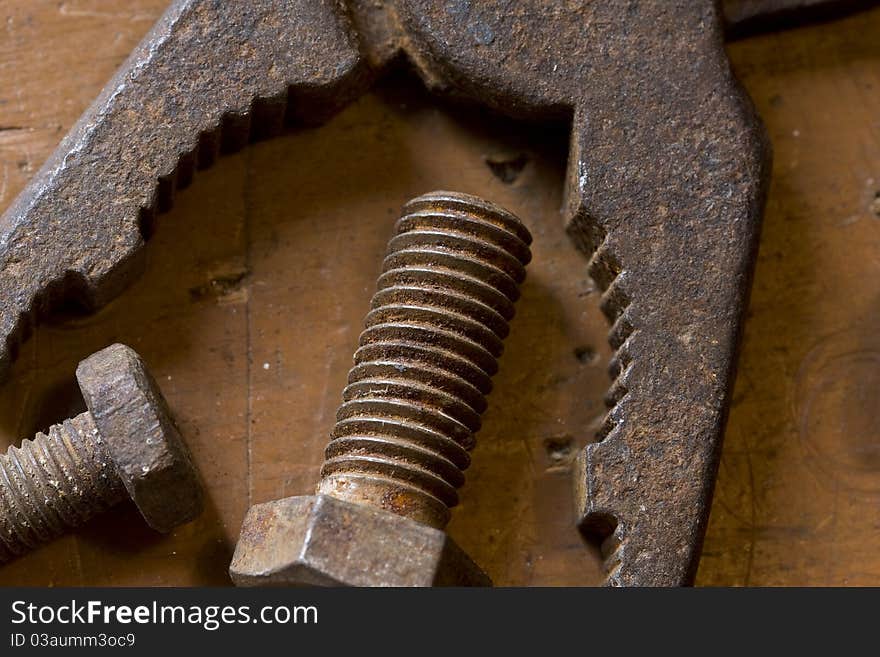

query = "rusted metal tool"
[
  {"left": 0, "top": 344, "right": 202, "bottom": 563},
  {"left": 1, "top": 0, "right": 873, "bottom": 584},
  {"left": 230, "top": 191, "right": 531, "bottom": 586}
]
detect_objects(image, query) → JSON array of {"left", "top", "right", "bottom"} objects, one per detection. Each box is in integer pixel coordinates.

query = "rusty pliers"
[{"left": 0, "top": 0, "right": 868, "bottom": 585}]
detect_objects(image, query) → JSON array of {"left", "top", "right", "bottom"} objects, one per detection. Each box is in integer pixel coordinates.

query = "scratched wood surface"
[{"left": 0, "top": 1, "right": 877, "bottom": 586}]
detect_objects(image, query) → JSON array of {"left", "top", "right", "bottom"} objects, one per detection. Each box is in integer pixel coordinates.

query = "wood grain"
[{"left": 0, "top": 0, "right": 878, "bottom": 586}]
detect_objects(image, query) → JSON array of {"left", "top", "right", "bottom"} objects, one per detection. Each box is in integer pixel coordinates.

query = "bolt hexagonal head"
[
  {"left": 229, "top": 494, "right": 490, "bottom": 587},
  {"left": 76, "top": 343, "right": 203, "bottom": 532}
]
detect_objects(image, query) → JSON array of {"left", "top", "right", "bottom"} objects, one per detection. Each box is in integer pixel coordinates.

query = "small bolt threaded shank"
[
  {"left": 318, "top": 191, "right": 532, "bottom": 529},
  {"left": 0, "top": 412, "right": 125, "bottom": 562}
]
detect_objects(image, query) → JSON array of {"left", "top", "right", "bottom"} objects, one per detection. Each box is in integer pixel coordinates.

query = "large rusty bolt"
[
  {"left": 230, "top": 191, "right": 532, "bottom": 586},
  {"left": 0, "top": 344, "right": 203, "bottom": 563}
]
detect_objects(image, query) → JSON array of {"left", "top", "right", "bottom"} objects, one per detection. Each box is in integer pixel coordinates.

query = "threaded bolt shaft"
[
  {"left": 317, "top": 191, "right": 532, "bottom": 529},
  {"left": 0, "top": 412, "right": 125, "bottom": 562}
]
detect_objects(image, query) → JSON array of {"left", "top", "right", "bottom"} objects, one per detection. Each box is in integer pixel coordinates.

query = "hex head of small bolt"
[
  {"left": 228, "top": 494, "right": 490, "bottom": 587},
  {"left": 76, "top": 343, "right": 203, "bottom": 532}
]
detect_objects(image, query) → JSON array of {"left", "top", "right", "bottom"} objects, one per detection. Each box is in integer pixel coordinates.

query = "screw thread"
[
  {"left": 318, "top": 191, "right": 532, "bottom": 528},
  {"left": 0, "top": 412, "right": 125, "bottom": 562}
]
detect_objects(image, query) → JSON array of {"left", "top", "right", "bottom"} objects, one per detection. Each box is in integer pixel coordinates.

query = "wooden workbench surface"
[{"left": 0, "top": 1, "right": 878, "bottom": 586}]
